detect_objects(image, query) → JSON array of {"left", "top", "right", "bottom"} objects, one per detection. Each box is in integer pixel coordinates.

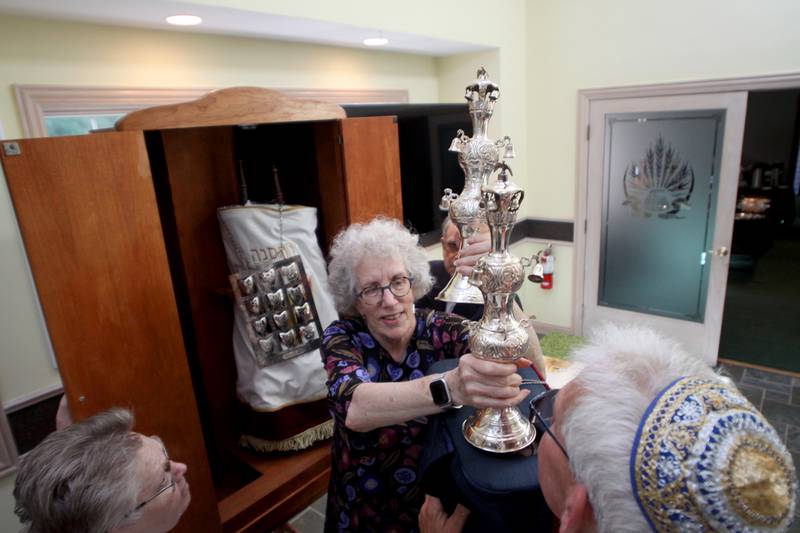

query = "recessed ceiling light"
[
  {"left": 363, "top": 36, "right": 389, "bottom": 47},
  {"left": 166, "top": 15, "right": 203, "bottom": 26}
]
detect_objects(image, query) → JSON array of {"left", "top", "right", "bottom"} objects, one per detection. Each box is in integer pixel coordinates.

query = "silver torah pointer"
[
  {"left": 437, "top": 67, "right": 515, "bottom": 304},
  {"left": 462, "top": 162, "right": 536, "bottom": 453}
]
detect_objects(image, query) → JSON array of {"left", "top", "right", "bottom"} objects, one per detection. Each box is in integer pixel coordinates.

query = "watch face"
[{"left": 430, "top": 378, "right": 451, "bottom": 406}]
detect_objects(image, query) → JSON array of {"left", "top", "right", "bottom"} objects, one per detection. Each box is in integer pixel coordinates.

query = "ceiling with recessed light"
[{"left": 0, "top": 0, "right": 490, "bottom": 56}]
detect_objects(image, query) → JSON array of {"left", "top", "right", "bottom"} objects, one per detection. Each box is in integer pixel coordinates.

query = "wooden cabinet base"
[{"left": 219, "top": 441, "right": 331, "bottom": 532}]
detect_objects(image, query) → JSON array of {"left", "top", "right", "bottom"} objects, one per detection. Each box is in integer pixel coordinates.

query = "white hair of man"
[
  {"left": 561, "top": 323, "right": 719, "bottom": 533},
  {"left": 327, "top": 216, "right": 434, "bottom": 317},
  {"left": 14, "top": 407, "right": 144, "bottom": 533}
]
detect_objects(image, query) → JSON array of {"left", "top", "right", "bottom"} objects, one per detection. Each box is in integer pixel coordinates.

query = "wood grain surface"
[
  {"left": 1, "top": 131, "right": 221, "bottom": 532},
  {"left": 340, "top": 116, "right": 403, "bottom": 223},
  {"left": 154, "top": 127, "right": 240, "bottom": 457},
  {"left": 116, "top": 87, "right": 346, "bottom": 131}
]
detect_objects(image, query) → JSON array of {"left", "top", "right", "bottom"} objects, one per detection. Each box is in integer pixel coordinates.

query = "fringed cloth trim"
[{"left": 239, "top": 419, "right": 334, "bottom": 452}]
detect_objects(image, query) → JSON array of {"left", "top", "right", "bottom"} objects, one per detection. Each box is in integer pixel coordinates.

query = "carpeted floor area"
[{"left": 719, "top": 223, "right": 800, "bottom": 372}]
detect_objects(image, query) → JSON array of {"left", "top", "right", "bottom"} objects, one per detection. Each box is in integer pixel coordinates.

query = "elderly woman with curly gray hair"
[{"left": 321, "top": 216, "right": 544, "bottom": 532}]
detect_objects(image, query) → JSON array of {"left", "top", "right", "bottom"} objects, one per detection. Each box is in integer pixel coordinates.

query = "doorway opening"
[{"left": 718, "top": 88, "right": 800, "bottom": 373}]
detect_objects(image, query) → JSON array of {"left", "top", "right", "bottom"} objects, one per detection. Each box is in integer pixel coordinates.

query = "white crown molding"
[{"left": 14, "top": 84, "right": 409, "bottom": 138}]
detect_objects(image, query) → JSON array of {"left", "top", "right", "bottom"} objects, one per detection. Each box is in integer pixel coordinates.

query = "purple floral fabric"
[{"left": 321, "top": 309, "right": 469, "bottom": 532}]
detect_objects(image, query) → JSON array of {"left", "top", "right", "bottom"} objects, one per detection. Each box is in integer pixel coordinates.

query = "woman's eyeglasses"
[
  {"left": 529, "top": 389, "right": 569, "bottom": 459},
  {"left": 122, "top": 444, "right": 175, "bottom": 521},
  {"left": 357, "top": 276, "right": 414, "bottom": 305}
]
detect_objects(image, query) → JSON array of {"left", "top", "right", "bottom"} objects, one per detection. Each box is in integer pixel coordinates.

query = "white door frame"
[{"left": 573, "top": 72, "right": 800, "bottom": 338}]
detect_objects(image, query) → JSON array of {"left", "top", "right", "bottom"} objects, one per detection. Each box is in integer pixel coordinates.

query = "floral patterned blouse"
[{"left": 321, "top": 309, "right": 470, "bottom": 532}]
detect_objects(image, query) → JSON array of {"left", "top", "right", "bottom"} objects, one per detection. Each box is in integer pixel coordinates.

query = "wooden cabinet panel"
[
  {"left": 153, "top": 127, "right": 240, "bottom": 456},
  {"left": 314, "top": 120, "right": 349, "bottom": 249},
  {"left": 1, "top": 101, "right": 405, "bottom": 532},
  {"left": 219, "top": 442, "right": 330, "bottom": 532},
  {"left": 340, "top": 117, "right": 403, "bottom": 223},
  {"left": 1, "top": 132, "right": 220, "bottom": 533}
]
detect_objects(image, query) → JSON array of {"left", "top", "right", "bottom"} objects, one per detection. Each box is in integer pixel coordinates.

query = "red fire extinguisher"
[{"left": 540, "top": 246, "right": 554, "bottom": 290}]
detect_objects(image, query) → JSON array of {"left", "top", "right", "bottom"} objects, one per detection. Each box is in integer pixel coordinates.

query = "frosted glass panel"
[{"left": 599, "top": 111, "right": 724, "bottom": 322}]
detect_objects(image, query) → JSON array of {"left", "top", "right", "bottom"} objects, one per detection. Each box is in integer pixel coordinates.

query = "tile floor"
[
  {"left": 278, "top": 360, "right": 800, "bottom": 533},
  {"left": 719, "top": 361, "right": 800, "bottom": 532},
  {"left": 286, "top": 494, "right": 327, "bottom": 532}
]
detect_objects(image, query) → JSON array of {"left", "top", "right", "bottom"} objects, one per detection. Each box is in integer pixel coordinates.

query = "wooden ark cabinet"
[{"left": 1, "top": 88, "right": 402, "bottom": 532}]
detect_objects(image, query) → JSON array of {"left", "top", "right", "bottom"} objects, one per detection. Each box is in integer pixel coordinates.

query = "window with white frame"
[{"left": 14, "top": 85, "right": 409, "bottom": 138}]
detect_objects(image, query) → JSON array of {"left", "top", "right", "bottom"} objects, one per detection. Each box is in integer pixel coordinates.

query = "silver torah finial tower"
[
  {"left": 437, "top": 67, "right": 515, "bottom": 304},
  {"left": 462, "top": 161, "right": 536, "bottom": 453}
]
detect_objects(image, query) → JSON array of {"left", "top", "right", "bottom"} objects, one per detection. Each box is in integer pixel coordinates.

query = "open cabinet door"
[
  {"left": 339, "top": 116, "right": 404, "bottom": 223},
  {"left": 1, "top": 132, "right": 221, "bottom": 532}
]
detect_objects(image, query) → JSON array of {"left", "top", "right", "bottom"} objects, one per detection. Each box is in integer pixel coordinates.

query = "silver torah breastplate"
[
  {"left": 469, "top": 319, "right": 530, "bottom": 362},
  {"left": 470, "top": 254, "right": 524, "bottom": 294}
]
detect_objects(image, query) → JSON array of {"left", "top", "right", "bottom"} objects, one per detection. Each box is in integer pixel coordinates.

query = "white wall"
[
  {"left": 0, "top": 475, "right": 17, "bottom": 533},
  {"left": 525, "top": 0, "right": 800, "bottom": 330}
]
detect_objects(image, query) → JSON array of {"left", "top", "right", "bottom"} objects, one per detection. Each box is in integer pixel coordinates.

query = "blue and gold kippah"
[{"left": 631, "top": 376, "right": 797, "bottom": 532}]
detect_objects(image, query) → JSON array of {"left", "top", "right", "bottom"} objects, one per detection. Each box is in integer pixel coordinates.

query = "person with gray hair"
[
  {"left": 416, "top": 216, "right": 485, "bottom": 321},
  {"left": 14, "top": 407, "right": 191, "bottom": 533},
  {"left": 322, "top": 216, "right": 542, "bottom": 532},
  {"left": 423, "top": 322, "right": 797, "bottom": 532},
  {"left": 537, "top": 323, "right": 797, "bottom": 532}
]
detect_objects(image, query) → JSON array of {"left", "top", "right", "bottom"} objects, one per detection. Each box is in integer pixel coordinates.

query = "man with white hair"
[
  {"left": 417, "top": 216, "right": 485, "bottom": 321},
  {"left": 423, "top": 323, "right": 797, "bottom": 532},
  {"left": 537, "top": 323, "right": 797, "bottom": 532}
]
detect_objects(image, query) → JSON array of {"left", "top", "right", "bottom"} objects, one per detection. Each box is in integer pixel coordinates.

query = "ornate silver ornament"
[
  {"left": 257, "top": 336, "right": 274, "bottom": 354},
  {"left": 299, "top": 323, "right": 319, "bottom": 341},
  {"left": 462, "top": 162, "right": 535, "bottom": 453},
  {"left": 253, "top": 316, "right": 269, "bottom": 336},
  {"left": 266, "top": 289, "right": 286, "bottom": 308},
  {"left": 238, "top": 275, "right": 256, "bottom": 295},
  {"left": 244, "top": 295, "right": 262, "bottom": 316},
  {"left": 437, "top": 68, "right": 515, "bottom": 304},
  {"left": 294, "top": 302, "right": 314, "bottom": 323},
  {"left": 280, "top": 263, "right": 301, "bottom": 285},
  {"left": 287, "top": 284, "right": 307, "bottom": 305},
  {"left": 279, "top": 329, "right": 298, "bottom": 347},
  {"left": 273, "top": 310, "right": 291, "bottom": 331},
  {"left": 258, "top": 268, "right": 278, "bottom": 291}
]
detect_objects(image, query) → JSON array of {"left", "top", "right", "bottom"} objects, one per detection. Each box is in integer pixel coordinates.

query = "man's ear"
[{"left": 558, "top": 483, "right": 596, "bottom": 533}]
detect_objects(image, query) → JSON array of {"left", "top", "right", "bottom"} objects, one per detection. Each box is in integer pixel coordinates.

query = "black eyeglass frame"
[
  {"left": 356, "top": 276, "right": 415, "bottom": 304},
  {"left": 529, "top": 389, "right": 569, "bottom": 459}
]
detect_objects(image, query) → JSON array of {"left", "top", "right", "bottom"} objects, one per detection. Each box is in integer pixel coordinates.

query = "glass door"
[{"left": 583, "top": 93, "right": 747, "bottom": 365}]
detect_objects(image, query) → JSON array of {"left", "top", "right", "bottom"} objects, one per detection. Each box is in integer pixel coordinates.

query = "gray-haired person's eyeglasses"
[
  {"left": 357, "top": 276, "right": 414, "bottom": 305},
  {"left": 529, "top": 389, "right": 569, "bottom": 459},
  {"left": 123, "top": 444, "right": 175, "bottom": 520}
]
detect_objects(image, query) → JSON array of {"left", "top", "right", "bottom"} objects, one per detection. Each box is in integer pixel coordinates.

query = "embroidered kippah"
[{"left": 630, "top": 376, "right": 797, "bottom": 532}]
